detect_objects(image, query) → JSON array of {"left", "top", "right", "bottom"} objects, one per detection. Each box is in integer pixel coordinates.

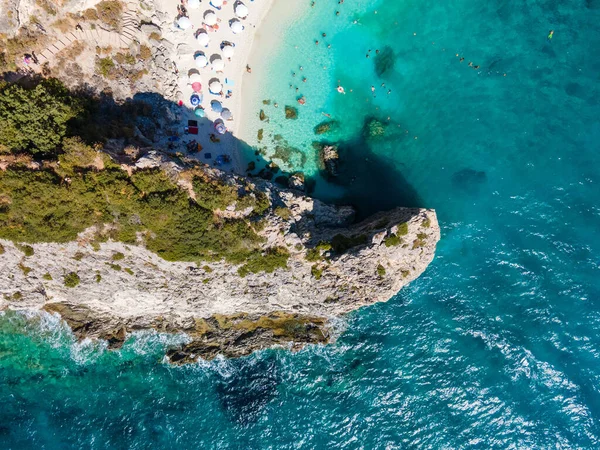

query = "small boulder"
[
  {"left": 288, "top": 172, "right": 305, "bottom": 191},
  {"left": 284, "top": 106, "right": 298, "bottom": 120},
  {"left": 319, "top": 145, "right": 339, "bottom": 177}
]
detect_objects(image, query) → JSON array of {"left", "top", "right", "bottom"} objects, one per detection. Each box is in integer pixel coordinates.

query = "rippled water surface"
[{"left": 3, "top": 0, "right": 600, "bottom": 448}]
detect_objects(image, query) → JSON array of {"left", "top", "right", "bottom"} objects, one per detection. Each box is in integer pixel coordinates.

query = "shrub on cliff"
[
  {"left": 95, "top": 0, "right": 124, "bottom": 30},
  {"left": 0, "top": 165, "right": 267, "bottom": 266},
  {"left": 63, "top": 272, "right": 81, "bottom": 288},
  {"left": 237, "top": 247, "right": 290, "bottom": 277},
  {"left": 0, "top": 79, "right": 82, "bottom": 156}
]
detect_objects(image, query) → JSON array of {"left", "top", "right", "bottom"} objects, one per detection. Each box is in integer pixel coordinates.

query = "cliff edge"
[{"left": 0, "top": 152, "right": 439, "bottom": 362}]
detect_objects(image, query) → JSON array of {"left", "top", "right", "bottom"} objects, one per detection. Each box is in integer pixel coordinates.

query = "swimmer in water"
[
  {"left": 337, "top": 85, "right": 346, "bottom": 94},
  {"left": 548, "top": 30, "right": 554, "bottom": 40}
]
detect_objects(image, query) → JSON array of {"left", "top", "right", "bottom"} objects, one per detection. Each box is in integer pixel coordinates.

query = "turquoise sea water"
[{"left": 3, "top": 0, "right": 600, "bottom": 447}]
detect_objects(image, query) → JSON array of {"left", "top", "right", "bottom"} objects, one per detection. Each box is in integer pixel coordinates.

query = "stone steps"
[{"left": 35, "top": 8, "right": 141, "bottom": 68}]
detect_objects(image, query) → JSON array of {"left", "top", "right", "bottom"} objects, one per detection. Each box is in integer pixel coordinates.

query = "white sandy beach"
[{"left": 155, "top": 0, "right": 277, "bottom": 173}]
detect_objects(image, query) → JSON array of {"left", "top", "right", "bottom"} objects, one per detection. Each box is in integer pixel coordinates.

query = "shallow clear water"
[{"left": 3, "top": 0, "right": 600, "bottom": 448}]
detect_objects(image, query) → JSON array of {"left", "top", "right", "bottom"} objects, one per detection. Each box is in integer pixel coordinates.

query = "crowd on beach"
[{"left": 168, "top": 0, "right": 253, "bottom": 168}]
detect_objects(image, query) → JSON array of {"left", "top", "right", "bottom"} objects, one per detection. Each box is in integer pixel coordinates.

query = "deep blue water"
[{"left": 2, "top": 0, "right": 600, "bottom": 448}]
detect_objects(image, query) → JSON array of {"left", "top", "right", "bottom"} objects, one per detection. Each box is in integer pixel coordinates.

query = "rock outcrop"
[
  {"left": 318, "top": 144, "right": 339, "bottom": 178},
  {"left": 0, "top": 153, "right": 440, "bottom": 362}
]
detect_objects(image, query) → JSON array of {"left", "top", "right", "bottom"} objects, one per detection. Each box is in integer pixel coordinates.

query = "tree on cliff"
[{"left": 0, "top": 79, "right": 82, "bottom": 156}]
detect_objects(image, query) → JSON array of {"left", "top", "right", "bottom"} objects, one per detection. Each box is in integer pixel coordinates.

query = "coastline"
[
  {"left": 155, "top": 0, "right": 279, "bottom": 174},
  {"left": 236, "top": 0, "right": 309, "bottom": 170}
]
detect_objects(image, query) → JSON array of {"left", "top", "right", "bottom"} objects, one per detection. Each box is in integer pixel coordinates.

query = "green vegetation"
[
  {"left": 202, "top": 265, "right": 213, "bottom": 273},
  {"left": 12, "top": 292, "right": 23, "bottom": 301},
  {"left": 311, "top": 264, "right": 323, "bottom": 280},
  {"left": 274, "top": 206, "right": 291, "bottom": 220},
  {"left": 63, "top": 272, "right": 80, "bottom": 288},
  {"left": 18, "top": 263, "right": 32, "bottom": 276},
  {"left": 330, "top": 234, "right": 368, "bottom": 254},
  {"left": 237, "top": 247, "right": 290, "bottom": 277},
  {"left": 109, "top": 264, "right": 122, "bottom": 271},
  {"left": 401, "top": 269, "right": 410, "bottom": 278},
  {"left": 397, "top": 222, "right": 409, "bottom": 236},
  {"left": 17, "top": 244, "right": 34, "bottom": 256},
  {"left": 95, "top": 0, "right": 123, "bottom": 29},
  {"left": 73, "top": 251, "right": 84, "bottom": 261},
  {"left": 412, "top": 232, "right": 428, "bottom": 249},
  {"left": 43, "top": 273, "right": 53, "bottom": 280},
  {"left": 124, "top": 268, "right": 134, "bottom": 275},
  {"left": 422, "top": 218, "right": 431, "bottom": 228},
  {"left": 377, "top": 264, "right": 386, "bottom": 278},
  {"left": 112, "top": 252, "right": 125, "bottom": 261},
  {"left": 139, "top": 45, "right": 152, "bottom": 60},
  {"left": 0, "top": 79, "right": 82, "bottom": 156},
  {"left": 0, "top": 243, "right": 4, "bottom": 254},
  {"left": 0, "top": 78, "right": 288, "bottom": 275},
  {"left": 0, "top": 31, "right": 48, "bottom": 73},
  {"left": 305, "top": 241, "right": 332, "bottom": 262},
  {"left": 0, "top": 165, "right": 273, "bottom": 266},
  {"left": 95, "top": 273, "right": 102, "bottom": 283},
  {"left": 97, "top": 57, "right": 115, "bottom": 77},
  {"left": 384, "top": 233, "right": 402, "bottom": 247}
]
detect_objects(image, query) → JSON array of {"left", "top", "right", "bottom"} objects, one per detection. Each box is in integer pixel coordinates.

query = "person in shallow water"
[{"left": 548, "top": 30, "right": 554, "bottom": 40}]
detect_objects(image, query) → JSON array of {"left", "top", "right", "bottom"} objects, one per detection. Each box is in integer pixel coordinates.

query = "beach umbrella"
[
  {"left": 177, "top": 16, "right": 192, "bottom": 29},
  {"left": 196, "top": 31, "right": 209, "bottom": 46},
  {"left": 190, "top": 94, "right": 201, "bottom": 106},
  {"left": 235, "top": 3, "right": 249, "bottom": 18},
  {"left": 194, "top": 107, "right": 205, "bottom": 118},
  {"left": 222, "top": 44, "right": 234, "bottom": 58},
  {"left": 212, "top": 58, "right": 225, "bottom": 71},
  {"left": 210, "top": 100, "right": 223, "bottom": 112},
  {"left": 189, "top": 72, "right": 202, "bottom": 82},
  {"left": 221, "top": 108, "right": 232, "bottom": 120},
  {"left": 230, "top": 20, "right": 244, "bottom": 34},
  {"left": 211, "top": 0, "right": 223, "bottom": 7},
  {"left": 209, "top": 80, "right": 222, "bottom": 93},
  {"left": 204, "top": 11, "right": 217, "bottom": 25},
  {"left": 188, "top": 0, "right": 200, "bottom": 9},
  {"left": 215, "top": 122, "right": 227, "bottom": 134},
  {"left": 192, "top": 82, "right": 202, "bottom": 92},
  {"left": 195, "top": 53, "right": 208, "bottom": 67}
]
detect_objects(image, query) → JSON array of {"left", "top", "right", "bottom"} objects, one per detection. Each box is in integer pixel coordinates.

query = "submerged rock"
[
  {"left": 284, "top": 106, "right": 298, "bottom": 120},
  {"left": 364, "top": 118, "right": 387, "bottom": 139},
  {"left": 314, "top": 120, "right": 339, "bottom": 135}
]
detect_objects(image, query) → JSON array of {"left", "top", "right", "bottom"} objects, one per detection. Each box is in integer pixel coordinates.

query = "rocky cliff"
[{"left": 0, "top": 152, "right": 440, "bottom": 362}]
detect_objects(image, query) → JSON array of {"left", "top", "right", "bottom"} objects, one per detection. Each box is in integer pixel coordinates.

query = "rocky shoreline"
[{"left": 0, "top": 152, "right": 439, "bottom": 362}]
